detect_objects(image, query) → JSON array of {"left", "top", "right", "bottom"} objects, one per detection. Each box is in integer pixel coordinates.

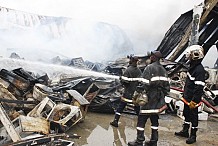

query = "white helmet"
[{"left": 185, "top": 45, "right": 204, "bottom": 60}]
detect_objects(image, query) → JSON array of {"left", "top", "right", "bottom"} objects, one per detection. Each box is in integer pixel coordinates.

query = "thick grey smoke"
[
  {"left": 0, "top": 8, "right": 133, "bottom": 63},
  {"left": 0, "top": 0, "right": 216, "bottom": 67}
]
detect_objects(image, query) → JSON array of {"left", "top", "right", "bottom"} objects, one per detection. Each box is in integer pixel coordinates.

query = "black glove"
[{"left": 136, "top": 85, "right": 144, "bottom": 93}]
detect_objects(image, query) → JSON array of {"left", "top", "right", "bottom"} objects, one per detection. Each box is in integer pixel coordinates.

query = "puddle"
[{"left": 68, "top": 112, "right": 218, "bottom": 146}]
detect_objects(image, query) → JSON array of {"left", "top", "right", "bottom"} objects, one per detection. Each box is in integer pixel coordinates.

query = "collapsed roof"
[{"left": 157, "top": 0, "right": 218, "bottom": 63}]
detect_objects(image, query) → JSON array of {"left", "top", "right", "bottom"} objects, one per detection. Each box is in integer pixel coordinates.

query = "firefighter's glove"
[{"left": 189, "top": 101, "right": 198, "bottom": 109}]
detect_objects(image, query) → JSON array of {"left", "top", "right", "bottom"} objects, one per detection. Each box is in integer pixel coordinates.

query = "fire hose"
[
  {"left": 170, "top": 86, "right": 218, "bottom": 113},
  {"left": 120, "top": 76, "right": 218, "bottom": 113},
  {"left": 178, "top": 97, "right": 202, "bottom": 108}
]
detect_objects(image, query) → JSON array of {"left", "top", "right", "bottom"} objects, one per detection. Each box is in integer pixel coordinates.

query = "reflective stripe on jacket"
[
  {"left": 122, "top": 65, "right": 142, "bottom": 99},
  {"left": 140, "top": 61, "right": 170, "bottom": 112},
  {"left": 184, "top": 62, "right": 205, "bottom": 103}
]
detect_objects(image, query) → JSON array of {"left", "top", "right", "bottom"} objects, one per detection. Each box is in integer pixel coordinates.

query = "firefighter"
[
  {"left": 110, "top": 55, "right": 142, "bottom": 127},
  {"left": 128, "top": 50, "right": 170, "bottom": 146},
  {"left": 175, "top": 45, "right": 205, "bottom": 144}
]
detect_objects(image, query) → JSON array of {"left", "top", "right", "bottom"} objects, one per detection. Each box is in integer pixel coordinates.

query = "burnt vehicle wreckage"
[{"left": 0, "top": 0, "right": 218, "bottom": 145}]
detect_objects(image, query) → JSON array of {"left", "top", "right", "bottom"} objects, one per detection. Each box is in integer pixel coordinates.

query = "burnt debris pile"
[{"left": 0, "top": 65, "right": 123, "bottom": 145}]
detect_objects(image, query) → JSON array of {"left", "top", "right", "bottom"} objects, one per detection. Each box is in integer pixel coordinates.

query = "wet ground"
[{"left": 67, "top": 112, "right": 218, "bottom": 146}]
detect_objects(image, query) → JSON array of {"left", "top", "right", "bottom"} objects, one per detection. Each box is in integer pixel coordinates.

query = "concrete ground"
[{"left": 67, "top": 112, "right": 218, "bottom": 146}]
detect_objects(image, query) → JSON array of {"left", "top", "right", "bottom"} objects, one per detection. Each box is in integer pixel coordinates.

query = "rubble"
[
  {"left": 0, "top": 45, "right": 217, "bottom": 146},
  {"left": 0, "top": 0, "right": 217, "bottom": 145},
  {"left": 0, "top": 63, "right": 122, "bottom": 145}
]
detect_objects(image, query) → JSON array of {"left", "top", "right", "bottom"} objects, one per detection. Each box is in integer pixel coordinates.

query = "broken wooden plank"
[
  {"left": 0, "top": 103, "right": 21, "bottom": 142},
  {"left": 67, "top": 90, "right": 90, "bottom": 105}
]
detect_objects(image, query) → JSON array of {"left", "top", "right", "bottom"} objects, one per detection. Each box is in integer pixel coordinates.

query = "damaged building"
[{"left": 0, "top": 0, "right": 217, "bottom": 146}]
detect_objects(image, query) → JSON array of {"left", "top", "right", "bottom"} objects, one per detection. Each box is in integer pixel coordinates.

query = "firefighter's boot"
[
  {"left": 175, "top": 123, "right": 190, "bottom": 138},
  {"left": 186, "top": 128, "right": 197, "bottom": 144},
  {"left": 144, "top": 129, "right": 158, "bottom": 146},
  {"left": 128, "top": 130, "right": 145, "bottom": 146},
  {"left": 110, "top": 114, "right": 120, "bottom": 127}
]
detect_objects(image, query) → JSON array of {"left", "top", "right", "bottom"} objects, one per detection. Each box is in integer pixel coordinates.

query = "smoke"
[
  {"left": 0, "top": 13, "right": 133, "bottom": 63},
  {"left": 1, "top": 0, "right": 213, "bottom": 66}
]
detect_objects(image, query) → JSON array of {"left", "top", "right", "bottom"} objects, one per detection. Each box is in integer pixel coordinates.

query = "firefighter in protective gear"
[
  {"left": 175, "top": 45, "right": 205, "bottom": 144},
  {"left": 128, "top": 50, "right": 170, "bottom": 146},
  {"left": 110, "top": 55, "right": 142, "bottom": 127}
]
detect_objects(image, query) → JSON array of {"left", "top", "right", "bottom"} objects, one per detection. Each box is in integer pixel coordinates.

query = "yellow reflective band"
[{"left": 121, "top": 97, "right": 133, "bottom": 103}]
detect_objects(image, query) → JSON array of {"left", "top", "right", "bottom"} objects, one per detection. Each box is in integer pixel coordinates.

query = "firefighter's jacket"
[
  {"left": 184, "top": 61, "right": 205, "bottom": 103},
  {"left": 121, "top": 65, "right": 142, "bottom": 102},
  {"left": 140, "top": 61, "right": 170, "bottom": 111}
]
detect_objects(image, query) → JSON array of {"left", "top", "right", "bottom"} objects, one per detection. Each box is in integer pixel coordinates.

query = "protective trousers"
[
  {"left": 116, "top": 100, "right": 140, "bottom": 116},
  {"left": 111, "top": 100, "right": 139, "bottom": 127},
  {"left": 183, "top": 104, "right": 198, "bottom": 127},
  {"left": 138, "top": 115, "right": 159, "bottom": 146},
  {"left": 183, "top": 104, "right": 198, "bottom": 144},
  {"left": 129, "top": 114, "right": 159, "bottom": 146}
]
